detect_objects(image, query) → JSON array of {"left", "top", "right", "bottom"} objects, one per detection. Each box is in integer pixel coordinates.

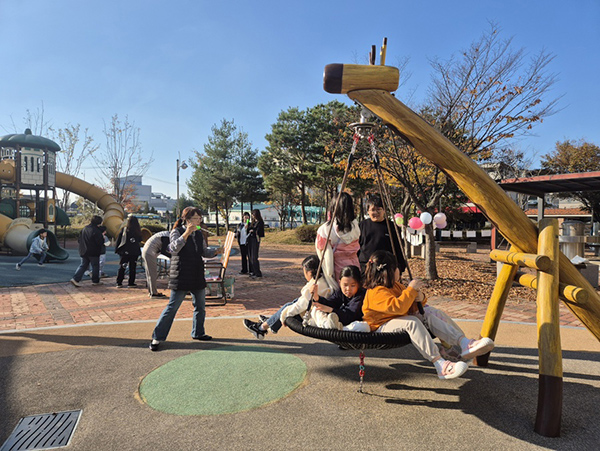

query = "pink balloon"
[
  {"left": 408, "top": 217, "right": 423, "bottom": 230},
  {"left": 434, "top": 220, "right": 447, "bottom": 229}
]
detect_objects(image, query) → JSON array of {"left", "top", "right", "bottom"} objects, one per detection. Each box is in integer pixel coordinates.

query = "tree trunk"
[
  {"left": 215, "top": 202, "right": 220, "bottom": 236},
  {"left": 300, "top": 183, "right": 308, "bottom": 224},
  {"left": 224, "top": 205, "right": 230, "bottom": 231},
  {"left": 424, "top": 223, "right": 438, "bottom": 280}
]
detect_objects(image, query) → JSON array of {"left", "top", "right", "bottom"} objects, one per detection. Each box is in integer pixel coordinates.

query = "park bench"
[
  {"left": 435, "top": 241, "right": 478, "bottom": 253},
  {"left": 204, "top": 231, "right": 235, "bottom": 305}
]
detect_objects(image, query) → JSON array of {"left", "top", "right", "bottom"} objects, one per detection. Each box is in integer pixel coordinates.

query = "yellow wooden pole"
[
  {"left": 490, "top": 249, "right": 551, "bottom": 271},
  {"left": 535, "top": 218, "right": 562, "bottom": 437},
  {"left": 344, "top": 87, "right": 600, "bottom": 341},
  {"left": 477, "top": 259, "right": 518, "bottom": 367},
  {"left": 515, "top": 271, "right": 588, "bottom": 304}
]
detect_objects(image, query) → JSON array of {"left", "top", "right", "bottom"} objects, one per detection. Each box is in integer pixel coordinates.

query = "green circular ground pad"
[{"left": 139, "top": 345, "right": 307, "bottom": 415}]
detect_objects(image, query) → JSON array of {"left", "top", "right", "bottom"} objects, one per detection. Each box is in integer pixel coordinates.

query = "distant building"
[
  {"left": 115, "top": 176, "right": 176, "bottom": 214},
  {"left": 205, "top": 203, "right": 324, "bottom": 228}
]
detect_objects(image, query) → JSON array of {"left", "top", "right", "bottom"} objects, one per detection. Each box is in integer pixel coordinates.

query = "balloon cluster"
[{"left": 406, "top": 212, "right": 447, "bottom": 231}]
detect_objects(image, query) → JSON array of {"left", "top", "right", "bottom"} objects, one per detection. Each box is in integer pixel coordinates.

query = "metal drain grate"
[{"left": 1, "top": 410, "right": 82, "bottom": 451}]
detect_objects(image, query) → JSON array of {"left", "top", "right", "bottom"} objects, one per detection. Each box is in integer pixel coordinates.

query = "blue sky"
[{"left": 1, "top": 0, "right": 599, "bottom": 199}]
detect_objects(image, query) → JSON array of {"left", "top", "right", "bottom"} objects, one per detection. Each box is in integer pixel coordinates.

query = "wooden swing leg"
[
  {"left": 477, "top": 260, "right": 518, "bottom": 366},
  {"left": 535, "top": 219, "right": 562, "bottom": 437}
]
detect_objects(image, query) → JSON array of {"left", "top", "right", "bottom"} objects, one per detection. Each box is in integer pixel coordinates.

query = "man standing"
[{"left": 71, "top": 215, "right": 105, "bottom": 287}]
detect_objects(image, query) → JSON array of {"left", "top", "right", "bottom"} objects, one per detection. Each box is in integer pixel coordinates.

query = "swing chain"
[
  {"left": 366, "top": 129, "right": 426, "bottom": 316},
  {"left": 358, "top": 351, "right": 366, "bottom": 393}
]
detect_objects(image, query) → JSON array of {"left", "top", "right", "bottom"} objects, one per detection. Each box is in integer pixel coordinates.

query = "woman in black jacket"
[
  {"left": 115, "top": 215, "right": 143, "bottom": 288},
  {"left": 247, "top": 209, "right": 265, "bottom": 278},
  {"left": 149, "top": 207, "right": 214, "bottom": 351}
]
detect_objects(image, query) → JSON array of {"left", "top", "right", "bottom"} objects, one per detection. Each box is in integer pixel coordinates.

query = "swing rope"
[{"left": 313, "top": 133, "right": 359, "bottom": 283}]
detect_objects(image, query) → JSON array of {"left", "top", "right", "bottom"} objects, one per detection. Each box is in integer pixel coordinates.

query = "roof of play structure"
[
  {"left": 499, "top": 171, "right": 600, "bottom": 196},
  {"left": 0, "top": 129, "right": 61, "bottom": 153}
]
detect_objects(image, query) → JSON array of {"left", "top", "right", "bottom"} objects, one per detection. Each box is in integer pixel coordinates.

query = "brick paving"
[{"left": 0, "top": 244, "right": 587, "bottom": 332}]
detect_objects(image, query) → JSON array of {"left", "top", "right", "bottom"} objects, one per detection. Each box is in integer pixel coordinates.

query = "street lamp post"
[{"left": 176, "top": 154, "right": 188, "bottom": 218}]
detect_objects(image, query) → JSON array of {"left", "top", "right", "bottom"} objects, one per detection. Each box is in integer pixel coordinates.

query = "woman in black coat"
[
  {"left": 149, "top": 207, "right": 214, "bottom": 351},
  {"left": 115, "top": 215, "right": 142, "bottom": 287},
  {"left": 247, "top": 209, "right": 265, "bottom": 278}
]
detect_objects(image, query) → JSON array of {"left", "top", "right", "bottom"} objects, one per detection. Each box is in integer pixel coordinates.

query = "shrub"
[
  {"left": 141, "top": 223, "right": 168, "bottom": 233},
  {"left": 295, "top": 224, "right": 319, "bottom": 243}
]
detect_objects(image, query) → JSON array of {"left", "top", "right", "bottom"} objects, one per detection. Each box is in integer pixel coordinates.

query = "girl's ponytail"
[{"left": 364, "top": 250, "right": 397, "bottom": 289}]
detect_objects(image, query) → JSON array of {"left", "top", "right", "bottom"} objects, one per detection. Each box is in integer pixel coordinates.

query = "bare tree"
[
  {"left": 51, "top": 124, "right": 99, "bottom": 209},
  {"left": 380, "top": 23, "right": 561, "bottom": 280},
  {"left": 93, "top": 114, "right": 153, "bottom": 207},
  {"left": 428, "top": 22, "right": 560, "bottom": 160},
  {"left": 2, "top": 102, "right": 52, "bottom": 135}
]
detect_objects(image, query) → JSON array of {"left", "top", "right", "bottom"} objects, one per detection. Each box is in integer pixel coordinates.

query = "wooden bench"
[
  {"left": 205, "top": 231, "right": 235, "bottom": 305},
  {"left": 435, "top": 241, "right": 478, "bottom": 253}
]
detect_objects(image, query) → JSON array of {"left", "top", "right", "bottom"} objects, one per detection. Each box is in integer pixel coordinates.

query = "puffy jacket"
[{"left": 168, "top": 227, "right": 206, "bottom": 291}]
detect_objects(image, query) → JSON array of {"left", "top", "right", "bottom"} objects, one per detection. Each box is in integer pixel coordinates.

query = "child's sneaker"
[
  {"left": 243, "top": 319, "right": 266, "bottom": 340},
  {"left": 15, "top": 264, "right": 21, "bottom": 270},
  {"left": 436, "top": 360, "right": 468, "bottom": 380},
  {"left": 437, "top": 343, "right": 462, "bottom": 362},
  {"left": 461, "top": 337, "right": 495, "bottom": 360},
  {"left": 323, "top": 313, "right": 342, "bottom": 330},
  {"left": 258, "top": 314, "right": 269, "bottom": 323}
]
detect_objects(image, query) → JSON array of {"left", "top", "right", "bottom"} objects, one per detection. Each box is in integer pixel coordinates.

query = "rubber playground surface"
[{"left": 1, "top": 244, "right": 599, "bottom": 450}]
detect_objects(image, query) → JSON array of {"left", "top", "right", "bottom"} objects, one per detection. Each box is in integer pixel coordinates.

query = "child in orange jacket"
[{"left": 362, "top": 250, "right": 494, "bottom": 379}]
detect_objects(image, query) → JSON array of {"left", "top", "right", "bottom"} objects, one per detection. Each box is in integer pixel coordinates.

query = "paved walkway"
[{"left": 0, "top": 243, "right": 586, "bottom": 332}]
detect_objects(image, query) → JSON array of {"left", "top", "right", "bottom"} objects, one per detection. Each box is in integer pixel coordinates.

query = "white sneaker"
[
  {"left": 70, "top": 278, "right": 81, "bottom": 287},
  {"left": 16, "top": 264, "right": 21, "bottom": 270},
  {"left": 437, "top": 360, "right": 469, "bottom": 380},
  {"left": 461, "top": 337, "right": 495, "bottom": 360}
]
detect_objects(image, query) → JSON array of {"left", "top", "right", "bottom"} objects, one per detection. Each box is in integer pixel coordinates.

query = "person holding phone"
[{"left": 149, "top": 207, "right": 217, "bottom": 351}]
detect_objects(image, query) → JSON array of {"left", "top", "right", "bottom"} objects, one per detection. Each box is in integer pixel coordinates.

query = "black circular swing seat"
[{"left": 284, "top": 316, "right": 413, "bottom": 351}]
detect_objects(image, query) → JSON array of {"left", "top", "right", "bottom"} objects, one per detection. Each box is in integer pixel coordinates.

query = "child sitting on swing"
[
  {"left": 244, "top": 255, "right": 334, "bottom": 339},
  {"left": 362, "top": 250, "right": 495, "bottom": 379},
  {"left": 309, "top": 265, "right": 370, "bottom": 332}
]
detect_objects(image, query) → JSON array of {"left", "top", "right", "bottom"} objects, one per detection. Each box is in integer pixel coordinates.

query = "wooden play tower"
[{"left": 323, "top": 42, "right": 600, "bottom": 437}]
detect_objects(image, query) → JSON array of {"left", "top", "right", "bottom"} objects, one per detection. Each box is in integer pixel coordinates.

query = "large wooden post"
[{"left": 535, "top": 218, "right": 562, "bottom": 437}]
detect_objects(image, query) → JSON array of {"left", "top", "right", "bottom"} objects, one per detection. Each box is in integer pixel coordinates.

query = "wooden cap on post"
[{"left": 323, "top": 64, "right": 399, "bottom": 94}]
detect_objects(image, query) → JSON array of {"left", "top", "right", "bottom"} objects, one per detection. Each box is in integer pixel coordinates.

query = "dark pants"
[
  {"left": 117, "top": 255, "right": 138, "bottom": 286},
  {"left": 239, "top": 243, "right": 250, "bottom": 273},
  {"left": 247, "top": 236, "right": 261, "bottom": 277},
  {"left": 74, "top": 255, "right": 100, "bottom": 283}
]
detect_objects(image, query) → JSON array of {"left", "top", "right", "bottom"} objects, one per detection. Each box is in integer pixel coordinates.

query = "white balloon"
[
  {"left": 433, "top": 212, "right": 446, "bottom": 224},
  {"left": 420, "top": 212, "right": 432, "bottom": 225}
]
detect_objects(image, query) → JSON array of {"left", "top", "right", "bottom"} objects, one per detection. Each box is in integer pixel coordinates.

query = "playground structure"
[
  {"left": 322, "top": 41, "right": 600, "bottom": 437},
  {"left": 0, "top": 129, "right": 125, "bottom": 260}
]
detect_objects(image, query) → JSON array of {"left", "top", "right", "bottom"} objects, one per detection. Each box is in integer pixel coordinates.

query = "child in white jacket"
[{"left": 243, "top": 255, "right": 334, "bottom": 339}]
